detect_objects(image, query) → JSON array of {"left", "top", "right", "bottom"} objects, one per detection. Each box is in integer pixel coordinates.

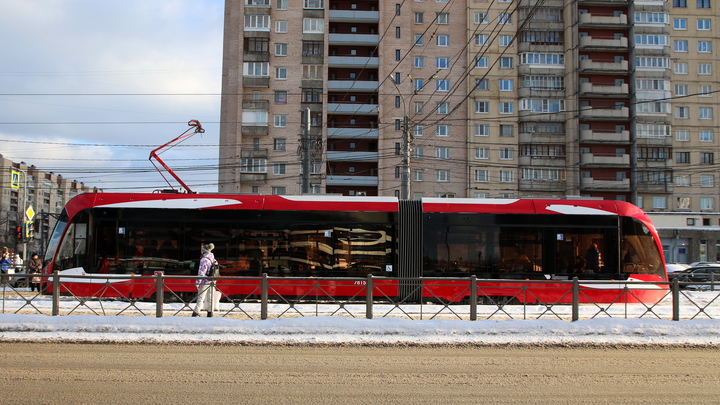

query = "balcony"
[
  {"left": 241, "top": 149, "right": 268, "bottom": 159},
  {"left": 328, "top": 56, "right": 379, "bottom": 68},
  {"left": 578, "top": 13, "right": 628, "bottom": 27},
  {"left": 242, "top": 76, "right": 270, "bottom": 87},
  {"left": 579, "top": 106, "right": 629, "bottom": 120},
  {"left": 243, "top": 51, "right": 270, "bottom": 62},
  {"left": 326, "top": 151, "right": 379, "bottom": 162},
  {"left": 328, "top": 34, "right": 379, "bottom": 45},
  {"left": 580, "top": 153, "right": 630, "bottom": 166},
  {"left": 579, "top": 82, "right": 629, "bottom": 96},
  {"left": 325, "top": 175, "right": 379, "bottom": 187},
  {"left": 327, "top": 103, "right": 378, "bottom": 115},
  {"left": 518, "top": 179, "right": 566, "bottom": 192},
  {"left": 579, "top": 59, "right": 629, "bottom": 73},
  {"left": 519, "top": 156, "right": 566, "bottom": 166},
  {"left": 636, "top": 182, "right": 673, "bottom": 194},
  {"left": 242, "top": 99, "right": 269, "bottom": 110},
  {"left": 580, "top": 177, "right": 630, "bottom": 190},
  {"left": 328, "top": 10, "right": 380, "bottom": 22},
  {"left": 241, "top": 126, "right": 269, "bottom": 136},
  {"left": 579, "top": 35, "right": 628, "bottom": 50},
  {"left": 328, "top": 80, "right": 379, "bottom": 91},
  {"left": 579, "top": 130, "right": 630, "bottom": 143},
  {"left": 519, "top": 132, "right": 566, "bottom": 143},
  {"left": 327, "top": 127, "right": 379, "bottom": 139},
  {"left": 239, "top": 173, "right": 267, "bottom": 183}
]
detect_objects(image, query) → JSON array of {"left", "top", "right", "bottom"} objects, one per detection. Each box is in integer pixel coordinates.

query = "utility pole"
[
  {"left": 301, "top": 108, "right": 311, "bottom": 194},
  {"left": 401, "top": 115, "right": 410, "bottom": 200}
]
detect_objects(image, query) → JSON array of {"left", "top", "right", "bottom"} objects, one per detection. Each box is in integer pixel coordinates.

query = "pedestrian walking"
[{"left": 193, "top": 243, "right": 219, "bottom": 317}]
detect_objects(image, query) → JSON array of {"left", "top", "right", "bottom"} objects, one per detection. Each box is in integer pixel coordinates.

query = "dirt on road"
[{"left": 0, "top": 343, "right": 718, "bottom": 404}]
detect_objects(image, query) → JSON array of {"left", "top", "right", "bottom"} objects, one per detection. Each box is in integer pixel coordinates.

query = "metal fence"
[{"left": 1, "top": 272, "right": 719, "bottom": 321}]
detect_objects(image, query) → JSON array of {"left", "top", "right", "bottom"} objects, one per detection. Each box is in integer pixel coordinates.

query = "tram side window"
[
  {"left": 55, "top": 221, "right": 89, "bottom": 272},
  {"left": 620, "top": 217, "right": 663, "bottom": 277}
]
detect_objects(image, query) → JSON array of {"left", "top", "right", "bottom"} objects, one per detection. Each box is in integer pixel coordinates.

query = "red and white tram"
[{"left": 43, "top": 193, "right": 668, "bottom": 304}]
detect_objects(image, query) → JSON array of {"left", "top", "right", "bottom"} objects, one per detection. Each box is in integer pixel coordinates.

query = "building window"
[
  {"left": 652, "top": 197, "right": 667, "bottom": 209},
  {"left": 673, "top": 0, "right": 687, "bottom": 7},
  {"left": 674, "top": 40, "right": 688, "bottom": 52},
  {"left": 699, "top": 108, "right": 713, "bottom": 120},
  {"left": 302, "top": 88, "right": 322, "bottom": 103},
  {"left": 676, "top": 174, "right": 690, "bottom": 186},
  {"left": 436, "top": 170, "right": 449, "bottom": 182},
  {"left": 273, "top": 138, "right": 286, "bottom": 151},
  {"left": 414, "top": 170, "right": 424, "bottom": 182},
  {"left": 244, "top": 15, "right": 271, "bottom": 31},
  {"left": 436, "top": 80, "right": 450, "bottom": 91},
  {"left": 676, "top": 152, "right": 690, "bottom": 163},
  {"left": 436, "top": 12, "right": 449, "bottom": 24},
  {"left": 499, "top": 57, "right": 514, "bottom": 69},
  {"left": 475, "top": 79, "right": 489, "bottom": 90},
  {"left": 274, "top": 91, "right": 287, "bottom": 104},
  {"left": 304, "top": 0, "right": 324, "bottom": 8},
  {"left": 302, "top": 41, "right": 323, "bottom": 57},
  {"left": 303, "top": 65, "right": 323, "bottom": 79},
  {"left": 396, "top": 26, "right": 401, "bottom": 38},
  {"left": 414, "top": 79, "right": 424, "bottom": 91},
  {"left": 303, "top": 18, "right": 324, "bottom": 33},
  {"left": 698, "top": 41, "right": 712, "bottom": 53},
  {"left": 275, "top": 20, "right": 288, "bottom": 32},
  {"left": 499, "top": 170, "right": 514, "bottom": 183},
  {"left": 697, "top": 0, "right": 710, "bottom": 7},
  {"left": 698, "top": 19, "right": 711, "bottom": 30},
  {"left": 499, "top": 147, "right": 514, "bottom": 160},
  {"left": 673, "top": 18, "right": 687, "bottom": 29},
  {"left": 475, "top": 101, "right": 489, "bottom": 113},
  {"left": 474, "top": 170, "right": 489, "bottom": 182},
  {"left": 436, "top": 147, "right": 450, "bottom": 159},
  {"left": 241, "top": 158, "right": 267, "bottom": 173},
  {"left": 273, "top": 163, "right": 287, "bottom": 175},
  {"left": 475, "top": 34, "right": 489, "bottom": 46},
  {"left": 436, "top": 102, "right": 449, "bottom": 114},
  {"left": 700, "top": 130, "right": 714, "bottom": 142},
  {"left": 676, "top": 130, "right": 689, "bottom": 141},
  {"left": 498, "top": 13, "right": 512, "bottom": 24},
  {"left": 499, "top": 35, "right": 513, "bottom": 46},
  {"left": 436, "top": 35, "right": 449, "bottom": 46},
  {"left": 499, "top": 80, "right": 514, "bottom": 91},
  {"left": 500, "top": 125, "right": 514, "bottom": 137},
  {"left": 698, "top": 63, "right": 712, "bottom": 75},
  {"left": 675, "top": 84, "right": 688, "bottom": 96},
  {"left": 415, "top": 12, "right": 424, "bottom": 24},
  {"left": 275, "top": 67, "right": 287, "bottom": 79},
  {"left": 414, "top": 57, "right": 424, "bottom": 68},
  {"left": 700, "top": 175, "right": 715, "bottom": 187},
  {"left": 474, "top": 13, "right": 488, "bottom": 24},
  {"left": 699, "top": 85, "right": 713, "bottom": 96},
  {"left": 701, "top": 153, "right": 714, "bottom": 164},
  {"left": 243, "top": 62, "right": 269, "bottom": 76},
  {"left": 475, "top": 147, "right": 489, "bottom": 159},
  {"left": 675, "top": 106, "right": 689, "bottom": 118},
  {"left": 414, "top": 34, "right": 424, "bottom": 46},
  {"left": 436, "top": 57, "right": 449, "bottom": 69},
  {"left": 700, "top": 198, "right": 714, "bottom": 210},
  {"left": 273, "top": 115, "right": 287, "bottom": 127},
  {"left": 414, "top": 146, "right": 424, "bottom": 158},
  {"left": 475, "top": 124, "right": 489, "bottom": 136},
  {"left": 674, "top": 63, "right": 688, "bottom": 74},
  {"left": 271, "top": 187, "right": 286, "bottom": 195},
  {"left": 499, "top": 102, "right": 514, "bottom": 114},
  {"left": 475, "top": 57, "right": 488, "bottom": 68},
  {"left": 436, "top": 125, "right": 450, "bottom": 136}
]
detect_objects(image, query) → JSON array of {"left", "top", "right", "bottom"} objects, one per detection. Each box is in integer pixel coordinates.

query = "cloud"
[{"left": 0, "top": 1, "right": 224, "bottom": 192}]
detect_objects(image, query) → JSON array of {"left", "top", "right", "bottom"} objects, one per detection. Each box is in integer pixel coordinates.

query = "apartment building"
[
  {"left": 0, "top": 155, "right": 100, "bottom": 256},
  {"left": 219, "top": 0, "right": 720, "bottom": 260}
]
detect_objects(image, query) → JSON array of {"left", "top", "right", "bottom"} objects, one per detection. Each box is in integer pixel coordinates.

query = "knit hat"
[{"left": 201, "top": 243, "right": 215, "bottom": 253}]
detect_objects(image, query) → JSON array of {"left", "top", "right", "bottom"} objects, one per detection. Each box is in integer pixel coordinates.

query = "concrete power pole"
[{"left": 301, "top": 108, "right": 311, "bottom": 194}]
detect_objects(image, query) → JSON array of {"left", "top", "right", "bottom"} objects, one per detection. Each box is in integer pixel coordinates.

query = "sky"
[{"left": 0, "top": 1, "right": 225, "bottom": 192}]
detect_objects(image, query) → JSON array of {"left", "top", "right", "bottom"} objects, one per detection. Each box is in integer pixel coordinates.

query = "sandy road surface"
[{"left": 0, "top": 343, "right": 718, "bottom": 404}]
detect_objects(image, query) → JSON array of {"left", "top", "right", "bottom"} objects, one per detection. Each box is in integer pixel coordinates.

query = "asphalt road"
[{"left": 0, "top": 343, "right": 718, "bottom": 404}]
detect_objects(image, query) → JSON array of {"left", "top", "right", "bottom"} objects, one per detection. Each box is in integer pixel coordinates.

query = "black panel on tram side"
[
  {"left": 421, "top": 212, "right": 628, "bottom": 280},
  {"left": 84, "top": 208, "right": 398, "bottom": 278}
]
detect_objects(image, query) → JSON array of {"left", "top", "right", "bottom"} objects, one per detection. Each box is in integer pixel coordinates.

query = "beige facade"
[
  {"left": 219, "top": 0, "right": 720, "bottom": 257},
  {"left": 0, "top": 155, "right": 100, "bottom": 257}
]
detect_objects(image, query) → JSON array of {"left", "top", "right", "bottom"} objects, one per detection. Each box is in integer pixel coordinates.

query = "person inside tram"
[
  {"left": 515, "top": 255, "right": 534, "bottom": 272},
  {"left": 585, "top": 243, "right": 602, "bottom": 272}
]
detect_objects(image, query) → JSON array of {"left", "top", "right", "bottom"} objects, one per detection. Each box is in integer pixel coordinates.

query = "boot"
[
  {"left": 191, "top": 311, "right": 200, "bottom": 317},
  {"left": 207, "top": 311, "right": 213, "bottom": 317}
]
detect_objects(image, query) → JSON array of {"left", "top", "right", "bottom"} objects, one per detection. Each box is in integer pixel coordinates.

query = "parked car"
[
  {"left": 666, "top": 263, "right": 691, "bottom": 274},
  {"left": 668, "top": 266, "right": 720, "bottom": 290},
  {"left": 689, "top": 261, "right": 720, "bottom": 267}
]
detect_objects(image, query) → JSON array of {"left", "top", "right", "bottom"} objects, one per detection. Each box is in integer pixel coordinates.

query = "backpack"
[{"left": 209, "top": 262, "right": 221, "bottom": 277}]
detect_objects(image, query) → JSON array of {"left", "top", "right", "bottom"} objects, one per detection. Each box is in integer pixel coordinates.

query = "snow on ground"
[
  {"left": 2, "top": 289, "right": 720, "bottom": 345},
  {"left": 1, "top": 313, "right": 719, "bottom": 346}
]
